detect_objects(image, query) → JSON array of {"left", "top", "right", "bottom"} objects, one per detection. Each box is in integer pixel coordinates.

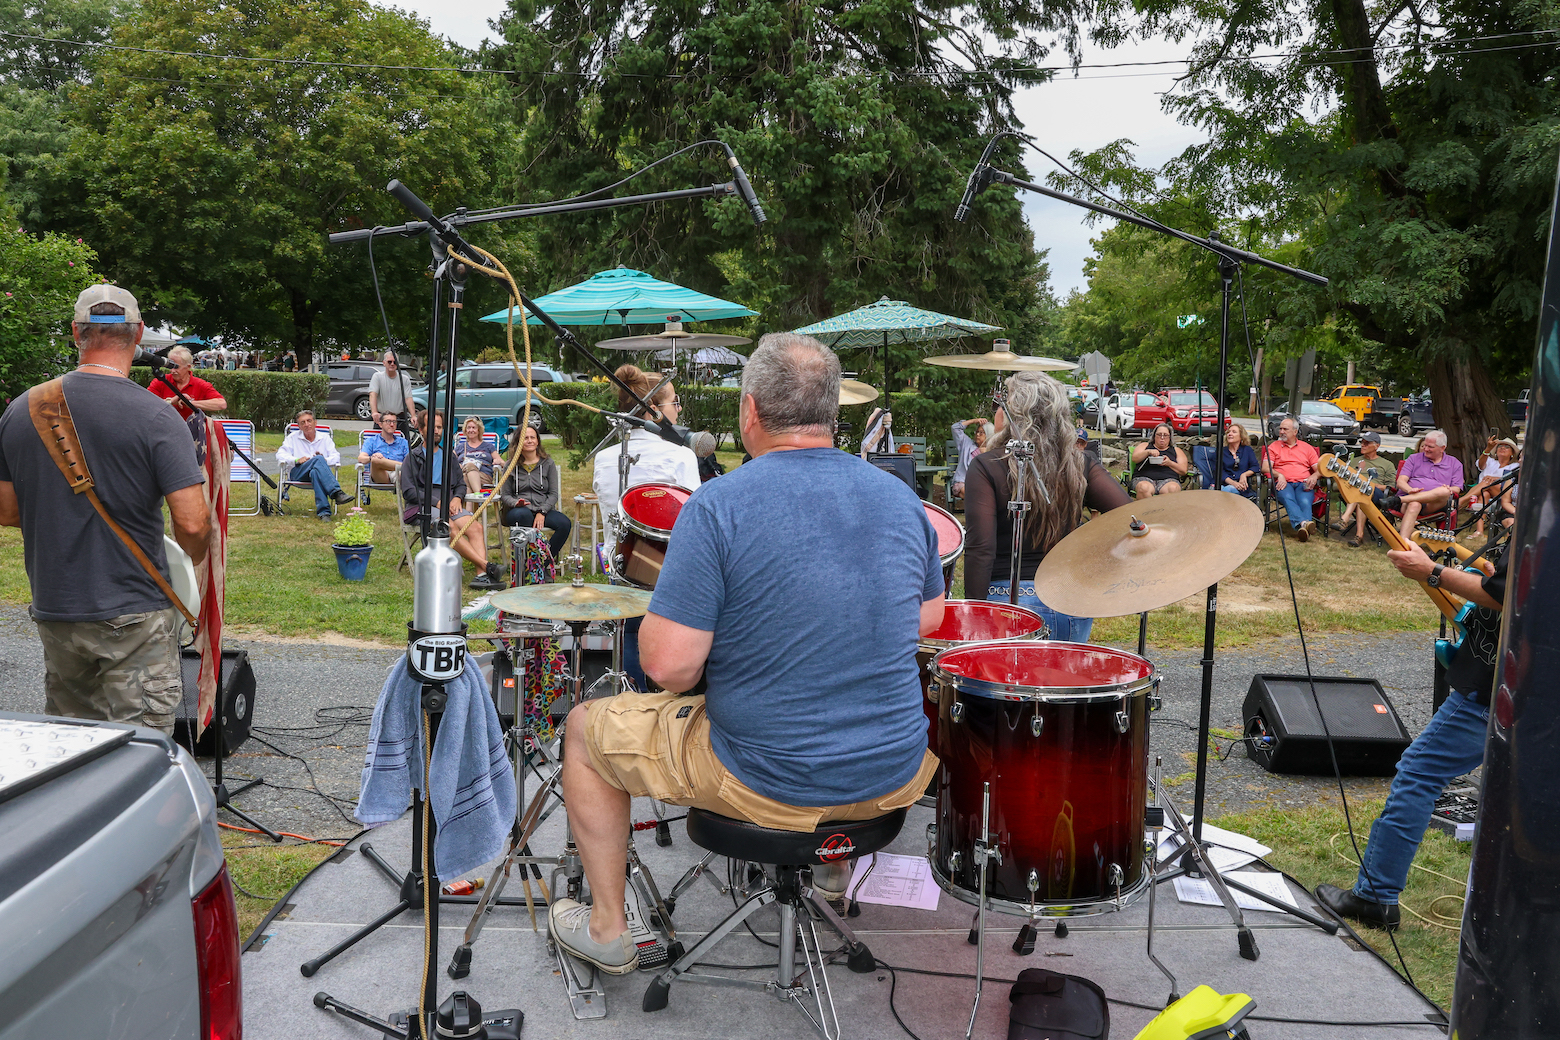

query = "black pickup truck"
[{"left": 1508, "top": 388, "right": 1531, "bottom": 430}]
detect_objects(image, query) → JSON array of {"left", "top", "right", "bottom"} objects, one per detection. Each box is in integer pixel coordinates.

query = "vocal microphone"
[
  {"left": 954, "top": 134, "right": 1003, "bottom": 223},
  {"left": 612, "top": 411, "right": 714, "bottom": 451},
  {"left": 723, "top": 147, "right": 767, "bottom": 225},
  {"left": 135, "top": 347, "right": 175, "bottom": 370}
]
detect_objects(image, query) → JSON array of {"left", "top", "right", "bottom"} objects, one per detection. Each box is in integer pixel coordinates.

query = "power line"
[{"left": 2, "top": 25, "right": 1558, "bottom": 84}]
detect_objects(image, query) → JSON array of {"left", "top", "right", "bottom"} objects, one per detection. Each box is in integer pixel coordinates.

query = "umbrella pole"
[{"left": 882, "top": 332, "right": 890, "bottom": 406}]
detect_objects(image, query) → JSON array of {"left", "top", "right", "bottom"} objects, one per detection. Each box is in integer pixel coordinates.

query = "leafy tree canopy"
[
  {"left": 0, "top": 189, "right": 99, "bottom": 399},
  {"left": 483, "top": 0, "right": 1074, "bottom": 389},
  {"left": 57, "top": 0, "right": 502, "bottom": 365}
]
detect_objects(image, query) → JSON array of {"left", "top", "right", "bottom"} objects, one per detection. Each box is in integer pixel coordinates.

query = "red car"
[
  {"left": 1103, "top": 390, "right": 1176, "bottom": 436},
  {"left": 1162, "top": 389, "right": 1233, "bottom": 435}
]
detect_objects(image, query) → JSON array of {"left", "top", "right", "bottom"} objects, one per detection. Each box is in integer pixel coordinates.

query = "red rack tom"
[
  {"left": 613, "top": 482, "right": 693, "bottom": 590},
  {"left": 917, "top": 601, "right": 1047, "bottom": 750}
]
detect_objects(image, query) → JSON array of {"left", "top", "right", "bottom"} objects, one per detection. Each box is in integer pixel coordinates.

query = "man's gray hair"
[
  {"left": 1424, "top": 429, "right": 1448, "bottom": 447},
  {"left": 74, "top": 303, "right": 138, "bottom": 351},
  {"left": 167, "top": 346, "right": 194, "bottom": 367},
  {"left": 741, "top": 333, "right": 841, "bottom": 435},
  {"left": 295, "top": 409, "right": 315, "bottom": 423}
]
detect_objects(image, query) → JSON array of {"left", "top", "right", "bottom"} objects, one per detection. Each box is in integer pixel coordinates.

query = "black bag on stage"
[{"left": 1007, "top": 967, "right": 1110, "bottom": 1040}]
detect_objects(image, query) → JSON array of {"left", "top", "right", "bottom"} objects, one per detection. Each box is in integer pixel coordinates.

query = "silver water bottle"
[{"left": 407, "top": 534, "right": 466, "bottom": 682}]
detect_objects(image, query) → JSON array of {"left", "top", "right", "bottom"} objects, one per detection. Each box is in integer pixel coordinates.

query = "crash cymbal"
[
  {"left": 597, "top": 333, "right": 752, "bottom": 351},
  {"left": 1031, "top": 491, "right": 1264, "bottom": 618},
  {"left": 924, "top": 349, "right": 1075, "bottom": 372},
  {"left": 488, "top": 581, "right": 654, "bottom": 621},
  {"left": 839, "top": 379, "right": 879, "bottom": 406}
]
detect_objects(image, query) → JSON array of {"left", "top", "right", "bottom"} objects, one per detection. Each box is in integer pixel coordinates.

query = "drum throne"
[{"left": 641, "top": 808, "right": 906, "bottom": 1037}]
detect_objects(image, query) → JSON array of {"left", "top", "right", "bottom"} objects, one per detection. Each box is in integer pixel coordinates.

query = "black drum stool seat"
[{"left": 642, "top": 807, "right": 908, "bottom": 1039}]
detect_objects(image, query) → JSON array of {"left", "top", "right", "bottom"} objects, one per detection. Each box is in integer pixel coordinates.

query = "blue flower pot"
[{"left": 332, "top": 543, "right": 373, "bottom": 581}]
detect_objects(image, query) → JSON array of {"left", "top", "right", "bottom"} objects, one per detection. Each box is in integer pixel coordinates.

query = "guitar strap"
[{"left": 28, "top": 378, "right": 199, "bottom": 633}]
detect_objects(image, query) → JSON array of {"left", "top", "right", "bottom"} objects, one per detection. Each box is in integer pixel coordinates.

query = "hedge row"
[
  {"left": 130, "top": 369, "right": 330, "bottom": 431},
  {"left": 540, "top": 382, "right": 743, "bottom": 469}
]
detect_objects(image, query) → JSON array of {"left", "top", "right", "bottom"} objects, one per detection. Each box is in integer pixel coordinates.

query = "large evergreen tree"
[{"left": 483, "top": 0, "right": 1073, "bottom": 385}]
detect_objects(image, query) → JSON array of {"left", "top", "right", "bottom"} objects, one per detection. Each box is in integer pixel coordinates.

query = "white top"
[
  {"left": 592, "top": 429, "right": 700, "bottom": 550},
  {"left": 277, "top": 428, "right": 341, "bottom": 468},
  {"left": 1479, "top": 457, "right": 1519, "bottom": 481}
]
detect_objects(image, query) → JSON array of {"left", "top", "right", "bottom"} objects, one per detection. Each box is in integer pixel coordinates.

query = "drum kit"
[{"left": 445, "top": 373, "right": 1271, "bottom": 1026}]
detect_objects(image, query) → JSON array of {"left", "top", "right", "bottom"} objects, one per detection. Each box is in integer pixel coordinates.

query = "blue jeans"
[
  {"left": 987, "top": 581, "right": 1093, "bottom": 643},
  {"left": 1354, "top": 690, "right": 1489, "bottom": 905},
  {"left": 289, "top": 456, "right": 341, "bottom": 515},
  {"left": 1274, "top": 482, "right": 1314, "bottom": 530}
]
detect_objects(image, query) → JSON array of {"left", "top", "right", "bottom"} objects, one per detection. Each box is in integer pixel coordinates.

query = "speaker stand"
[{"left": 180, "top": 671, "right": 282, "bottom": 843}]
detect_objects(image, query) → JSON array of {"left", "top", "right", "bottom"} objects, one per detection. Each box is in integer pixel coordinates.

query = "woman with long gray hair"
[{"left": 962, "top": 372, "right": 1129, "bottom": 641}]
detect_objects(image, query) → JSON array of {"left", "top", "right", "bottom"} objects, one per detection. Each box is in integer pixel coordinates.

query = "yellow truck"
[{"left": 1323, "top": 385, "right": 1404, "bottom": 430}]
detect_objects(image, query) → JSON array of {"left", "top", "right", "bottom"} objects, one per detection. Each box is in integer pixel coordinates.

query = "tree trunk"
[
  {"left": 290, "top": 289, "right": 317, "bottom": 372},
  {"left": 1424, "top": 354, "right": 1510, "bottom": 482},
  {"left": 1329, "top": 0, "right": 1407, "bottom": 196}
]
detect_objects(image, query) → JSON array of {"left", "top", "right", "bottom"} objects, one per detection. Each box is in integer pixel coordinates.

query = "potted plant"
[{"left": 331, "top": 508, "right": 375, "bottom": 580}]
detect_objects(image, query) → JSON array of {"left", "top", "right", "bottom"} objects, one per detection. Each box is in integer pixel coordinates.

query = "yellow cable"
[{"left": 1328, "top": 832, "right": 1465, "bottom": 929}]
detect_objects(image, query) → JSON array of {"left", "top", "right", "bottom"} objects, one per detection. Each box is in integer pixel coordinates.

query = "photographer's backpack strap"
[{"left": 28, "top": 378, "right": 199, "bottom": 633}]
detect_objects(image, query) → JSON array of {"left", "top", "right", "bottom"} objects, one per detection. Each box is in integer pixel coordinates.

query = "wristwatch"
[{"left": 1427, "top": 564, "right": 1445, "bottom": 588}]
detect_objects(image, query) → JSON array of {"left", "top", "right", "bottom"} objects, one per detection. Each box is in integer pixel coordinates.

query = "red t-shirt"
[
  {"left": 150, "top": 374, "right": 222, "bottom": 419},
  {"left": 1263, "top": 438, "right": 1319, "bottom": 483}
]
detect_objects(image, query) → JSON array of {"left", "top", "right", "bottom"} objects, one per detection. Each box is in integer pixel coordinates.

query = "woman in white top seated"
[{"left": 592, "top": 364, "right": 700, "bottom": 688}]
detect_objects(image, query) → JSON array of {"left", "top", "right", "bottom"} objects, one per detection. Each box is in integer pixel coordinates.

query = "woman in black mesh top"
[{"left": 963, "top": 372, "right": 1130, "bottom": 642}]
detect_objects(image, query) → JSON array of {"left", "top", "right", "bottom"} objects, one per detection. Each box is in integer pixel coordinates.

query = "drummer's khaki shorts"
[{"left": 584, "top": 691, "right": 937, "bottom": 833}]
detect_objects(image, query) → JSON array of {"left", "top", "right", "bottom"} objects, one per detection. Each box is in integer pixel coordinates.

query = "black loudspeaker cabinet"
[
  {"left": 1242, "top": 673, "right": 1411, "bottom": 776},
  {"left": 866, "top": 453, "right": 918, "bottom": 493},
  {"left": 174, "top": 649, "right": 256, "bottom": 757}
]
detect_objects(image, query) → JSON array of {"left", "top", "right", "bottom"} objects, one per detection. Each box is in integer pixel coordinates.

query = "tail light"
[{"left": 192, "top": 863, "right": 242, "bottom": 1039}]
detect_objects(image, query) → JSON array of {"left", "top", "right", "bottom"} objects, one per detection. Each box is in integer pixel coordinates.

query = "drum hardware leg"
[
  {"left": 965, "top": 781, "right": 1001, "bottom": 1040},
  {"left": 1110, "top": 863, "right": 1125, "bottom": 909},
  {"left": 653, "top": 798, "right": 673, "bottom": 847},
  {"left": 665, "top": 851, "right": 724, "bottom": 912},
  {"left": 626, "top": 835, "right": 676, "bottom": 940},
  {"left": 1013, "top": 869, "right": 1041, "bottom": 954},
  {"left": 1054, "top": 921, "right": 1068, "bottom": 939},
  {"left": 1145, "top": 793, "right": 1181, "bottom": 1005},
  {"left": 1156, "top": 782, "right": 1259, "bottom": 962}
]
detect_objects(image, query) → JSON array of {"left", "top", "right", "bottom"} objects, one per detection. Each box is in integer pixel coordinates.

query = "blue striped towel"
[{"left": 356, "top": 655, "right": 515, "bottom": 879}]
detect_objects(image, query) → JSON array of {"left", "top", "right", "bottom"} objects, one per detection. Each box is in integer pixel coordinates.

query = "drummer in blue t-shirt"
[{"left": 550, "top": 333, "right": 945, "bottom": 976}]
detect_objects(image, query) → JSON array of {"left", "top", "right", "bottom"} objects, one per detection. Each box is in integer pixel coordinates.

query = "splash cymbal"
[
  {"left": 1031, "top": 491, "right": 1264, "bottom": 617},
  {"left": 489, "top": 581, "right": 654, "bottom": 621},
  {"left": 839, "top": 379, "right": 880, "bottom": 406},
  {"left": 923, "top": 349, "right": 1075, "bottom": 372}
]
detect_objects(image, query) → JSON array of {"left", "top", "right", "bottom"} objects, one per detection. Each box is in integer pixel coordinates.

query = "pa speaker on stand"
[{"left": 174, "top": 649, "right": 256, "bottom": 757}]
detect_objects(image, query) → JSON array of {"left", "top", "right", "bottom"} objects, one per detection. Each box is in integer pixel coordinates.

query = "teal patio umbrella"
[
  {"left": 791, "top": 296, "right": 1001, "bottom": 398},
  {"left": 479, "top": 266, "right": 758, "bottom": 327}
]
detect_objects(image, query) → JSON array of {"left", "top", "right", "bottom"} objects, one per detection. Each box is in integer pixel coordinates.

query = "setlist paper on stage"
[
  {"left": 845, "top": 853, "right": 941, "bottom": 912},
  {"left": 1157, "top": 822, "right": 1272, "bottom": 873},
  {"left": 1173, "top": 871, "right": 1299, "bottom": 913}
]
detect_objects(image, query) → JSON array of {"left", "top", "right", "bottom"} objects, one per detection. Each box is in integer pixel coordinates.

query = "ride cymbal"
[
  {"left": 488, "top": 581, "right": 654, "bottom": 621},
  {"left": 1031, "top": 491, "right": 1264, "bottom": 617},
  {"left": 923, "top": 349, "right": 1075, "bottom": 372},
  {"left": 839, "top": 379, "right": 880, "bottom": 405}
]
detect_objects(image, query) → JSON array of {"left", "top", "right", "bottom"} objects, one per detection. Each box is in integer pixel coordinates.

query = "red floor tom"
[
  {"left": 924, "top": 501, "right": 964, "bottom": 593},
  {"left": 929, "top": 640, "right": 1156, "bottom": 917}
]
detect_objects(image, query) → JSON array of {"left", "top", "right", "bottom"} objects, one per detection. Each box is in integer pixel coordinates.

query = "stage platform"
[{"left": 241, "top": 798, "right": 1447, "bottom": 1040}]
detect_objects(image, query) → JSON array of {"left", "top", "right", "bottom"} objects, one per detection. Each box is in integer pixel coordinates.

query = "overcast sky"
[{"left": 377, "top": 2, "right": 1205, "bottom": 305}]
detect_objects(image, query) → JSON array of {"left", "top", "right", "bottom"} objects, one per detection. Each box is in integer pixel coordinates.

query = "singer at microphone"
[{"left": 148, "top": 345, "right": 227, "bottom": 420}]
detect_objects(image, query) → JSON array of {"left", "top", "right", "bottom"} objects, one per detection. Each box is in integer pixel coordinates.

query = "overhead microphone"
[
  {"left": 723, "top": 149, "right": 767, "bottom": 226},
  {"left": 954, "top": 134, "right": 1003, "bottom": 223}
]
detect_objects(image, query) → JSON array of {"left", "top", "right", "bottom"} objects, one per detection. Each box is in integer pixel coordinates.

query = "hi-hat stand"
[{"left": 149, "top": 369, "right": 283, "bottom": 844}]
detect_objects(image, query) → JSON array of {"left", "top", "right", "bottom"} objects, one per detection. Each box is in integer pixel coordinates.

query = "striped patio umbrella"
[{"left": 791, "top": 296, "right": 1001, "bottom": 398}]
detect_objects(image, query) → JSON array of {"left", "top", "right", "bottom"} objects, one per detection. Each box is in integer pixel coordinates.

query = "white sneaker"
[{"left": 549, "top": 898, "right": 639, "bottom": 975}]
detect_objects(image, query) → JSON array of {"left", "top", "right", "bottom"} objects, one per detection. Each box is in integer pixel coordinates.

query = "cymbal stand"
[
  {"left": 1145, "top": 758, "right": 1180, "bottom": 1005},
  {"left": 1001, "top": 441, "right": 1050, "bottom": 607},
  {"left": 964, "top": 782, "right": 1000, "bottom": 1040}
]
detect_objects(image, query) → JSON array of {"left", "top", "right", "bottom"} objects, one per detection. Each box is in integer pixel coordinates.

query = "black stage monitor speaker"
[
  {"left": 175, "top": 649, "right": 256, "bottom": 757},
  {"left": 1243, "top": 673, "right": 1410, "bottom": 776},
  {"left": 867, "top": 453, "right": 917, "bottom": 492}
]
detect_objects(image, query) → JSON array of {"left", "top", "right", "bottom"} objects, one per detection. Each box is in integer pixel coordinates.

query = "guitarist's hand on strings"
[{"left": 1388, "top": 543, "right": 1501, "bottom": 604}]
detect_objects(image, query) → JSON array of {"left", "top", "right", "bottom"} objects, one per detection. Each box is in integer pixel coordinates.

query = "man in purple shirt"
[{"left": 1382, "top": 430, "right": 1463, "bottom": 538}]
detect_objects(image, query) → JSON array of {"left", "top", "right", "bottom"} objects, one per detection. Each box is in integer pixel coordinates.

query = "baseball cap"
[
  {"left": 73, "top": 284, "right": 142, "bottom": 325},
  {"left": 1076, "top": 427, "right": 1089, "bottom": 441},
  {"left": 1361, "top": 431, "right": 1382, "bottom": 444}
]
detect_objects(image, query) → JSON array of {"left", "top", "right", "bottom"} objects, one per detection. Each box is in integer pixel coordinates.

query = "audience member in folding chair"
[
  {"left": 355, "top": 412, "right": 410, "bottom": 505},
  {"left": 499, "top": 423, "right": 572, "bottom": 560},
  {"left": 399, "top": 407, "right": 505, "bottom": 590},
  {"left": 1129, "top": 422, "right": 1189, "bottom": 498},
  {"left": 1331, "top": 430, "right": 1396, "bottom": 547},
  {"left": 1197, "top": 421, "right": 1260, "bottom": 499},
  {"left": 1378, "top": 429, "right": 1463, "bottom": 540},
  {"left": 1261, "top": 417, "right": 1324, "bottom": 541},
  {"left": 276, "top": 410, "right": 351, "bottom": 518}
]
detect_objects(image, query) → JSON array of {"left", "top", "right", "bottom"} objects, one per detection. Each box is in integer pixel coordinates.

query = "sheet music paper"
[
  {"left": 1173, "top": 871, "right": 1299, "bottom": 913},
  {"left": 1157, "top": 821, "right": 1272, "bottom": 873},
  {"left": 845, "top": 853, "right": 942, "bottom": 912}
]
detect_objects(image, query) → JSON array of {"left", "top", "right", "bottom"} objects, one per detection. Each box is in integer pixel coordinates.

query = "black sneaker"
[
  {"left": 1379, "top": 493, "right": 1402, "bottom": 512},
  {"left": 1315, "top": 883, "right": 1400, "bottom": 930},
  {"left": 331, "top": 489, "right": 353, "bottom": 506},
  {"left": 470, "top": 565, "right": 506, "bottom": 591}
]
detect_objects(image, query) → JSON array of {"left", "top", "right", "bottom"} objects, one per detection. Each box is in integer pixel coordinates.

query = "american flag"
[{"left": 189, "top": 417, "right": 229, "bottom": 738}]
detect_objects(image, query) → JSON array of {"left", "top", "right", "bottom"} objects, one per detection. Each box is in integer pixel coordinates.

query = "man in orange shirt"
[{"left": 1262, "top": 417, "right": 1321, "bottom": 541}]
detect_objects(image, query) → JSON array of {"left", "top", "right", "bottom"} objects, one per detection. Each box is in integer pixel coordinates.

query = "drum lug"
[
  {"left": 1109, "top": 863, "right": 1124, "bottom": 908},
  {"left": 973, "top": 836, "right": 1002, "bottom": 868},
  {"left": 949, "top": 850, "right": 963, "bottom": 873},
  {"left": 1026, "top": 869, "right": 1040, "bottom": 911},
  {"left": 926, "top": 824, "right": 938, "bottom": 862},
  {"left": 1114, "top": 709, "right": 1130, "bottom": 734},
  {"left": 1030, "top": 711, "right": 1044, "bottom": 738},
  {"left": 1148, "top": 674, "right": 1163, "bottom": 712},
  {"left": 950, "top": 700, "right": 965, "bottom": 724}
]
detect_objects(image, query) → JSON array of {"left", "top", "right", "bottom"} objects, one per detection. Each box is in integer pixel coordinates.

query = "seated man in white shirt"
[{"left": 276, "top": 409, "right": 350, "bottom": 518}]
